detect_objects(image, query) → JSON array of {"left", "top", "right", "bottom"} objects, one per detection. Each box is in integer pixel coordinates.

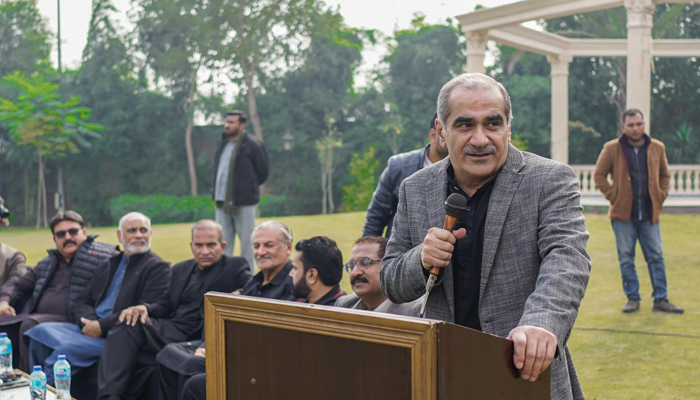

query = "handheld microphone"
[{"left": 420, "top": 193, "right": 467, "bottom": 318}]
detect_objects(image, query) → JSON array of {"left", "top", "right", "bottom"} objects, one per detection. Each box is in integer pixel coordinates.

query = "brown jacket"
[
  {"left": 0, "top": 243, "right": 27, "bottom": 286},
  {"left": 594, "top": 135, "right": 670, "bottom": 223}
]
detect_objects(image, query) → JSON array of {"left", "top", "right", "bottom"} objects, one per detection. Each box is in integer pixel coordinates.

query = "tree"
[
  {"left": 220, "top": 0, "right": 338, "bottom": 141},
  {"left": 133, "top": 0, "right": 228, "bottom": 196},
  {"left": 0, "top": 71, "right": 102, "bottom": 228},
  {"left": 379, "top": 16, "right": 465, "bottom": 152},
  {"left": 341, "top": 145, "right": 379, "bottom": 212},
  {"left": 0, "top": 0, "right": 51, "bottom": 76}
]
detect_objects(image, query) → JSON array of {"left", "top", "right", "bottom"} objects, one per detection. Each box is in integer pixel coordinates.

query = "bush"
[
  {"left": 259, "top": 195, "right": 287, "bottom": 217},
  {"left": 110, "top": 195, "right": 215, "bottom": 225}
]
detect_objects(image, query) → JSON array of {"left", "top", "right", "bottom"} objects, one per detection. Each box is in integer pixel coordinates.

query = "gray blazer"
[
  {"left": 380, "top": 144, "right": 591, "bottom": 400},
  {"left": 334, "top": 293, "right": 422, "bottom": 317}
]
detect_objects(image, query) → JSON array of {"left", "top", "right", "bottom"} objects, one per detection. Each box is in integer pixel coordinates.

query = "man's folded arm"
[{"left": 518, "top": 164, "right": 592, "bottom": 350}]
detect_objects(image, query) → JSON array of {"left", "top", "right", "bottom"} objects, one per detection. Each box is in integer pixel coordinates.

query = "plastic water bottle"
[
  {"left": 0, "top": 332, "right": 12, "bottom": 374},
  {"left": 53, "top": 355, "right": 71, "bottom": 399},
  {"left": 30, "top": 365, "right": 47, "bottom": 400}
]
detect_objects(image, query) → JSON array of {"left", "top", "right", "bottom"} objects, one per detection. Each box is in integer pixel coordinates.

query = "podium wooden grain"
[{"left": 205, "top": 293, "right": 550, "bottom": 400}]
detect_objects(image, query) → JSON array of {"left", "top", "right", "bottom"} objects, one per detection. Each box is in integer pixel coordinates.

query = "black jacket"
[
  {"left": 145, "top": 255, "right": 252, "bottom": 340},
  {"left": 0, "top": 235, "right": 117, "bottom": 315},
  {"left": 363, "top": 145, "right": 428, "bottom": 237},
  {"left": 212, "top": 132, "right": 269, "bottom": 206},
  {"left": 73, "top": 250, "right": 171, "bottom": 336}
]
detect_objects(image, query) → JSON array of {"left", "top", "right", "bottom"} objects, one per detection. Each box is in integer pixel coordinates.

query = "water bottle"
[
  {"left": 53, "top": 355, "right": 71, "bottom": 399},
  {"left": 0, "top": 332, "right": 12, "bottom": 374},
  {"left": 30, "top": 365, "right": 47, "bottom": 400}
]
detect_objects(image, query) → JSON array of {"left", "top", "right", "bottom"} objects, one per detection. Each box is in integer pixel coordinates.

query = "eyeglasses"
[
  {"left": 54, "top": 228, "right": 80, "bottom": 239},
  {"left": 343, "top": 257, "right": 381, "bottom": 274}
]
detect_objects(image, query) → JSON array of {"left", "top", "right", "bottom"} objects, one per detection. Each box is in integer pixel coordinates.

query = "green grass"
[{"left": 1, "top": 212, "right": 699, "bottom": 398}]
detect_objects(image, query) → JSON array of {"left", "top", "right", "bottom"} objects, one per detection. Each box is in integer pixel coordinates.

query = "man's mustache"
[
  {"left": 350, "top": 276, "right": 369, "bottom": 286},
  {"left": 256, "top": 255, "right": 272, "bottom": 261},
  {"left": 130, "top": 239, "right": 147, "bottom": 246},
  {"left": 63, "top": 240, "right": 77, "bottom": 247},
  {"left": 463, "top": 144, "right": 497, "bottom": 154}
]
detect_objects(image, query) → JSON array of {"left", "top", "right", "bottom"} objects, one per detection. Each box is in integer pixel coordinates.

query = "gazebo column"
[
  {"left": 466, "top": 31, "right": 487, "bottom": 74},
  {"left": 625, "top": 0, "right": 655, "bottom": 132},
  {"left": 547, "top": 54, "right": 572, "bottom": 164}
]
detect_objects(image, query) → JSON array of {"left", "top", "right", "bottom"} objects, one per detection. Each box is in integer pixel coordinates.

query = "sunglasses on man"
[
  {"left": 343, "top": 257, "right": 382, "bottom": 274},
  {"left": 54, "top": 228, "right": 81, "bottom": 239}
]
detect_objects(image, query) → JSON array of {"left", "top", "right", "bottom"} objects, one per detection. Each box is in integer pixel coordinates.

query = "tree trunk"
[
  {"left": 328, "top": 140, "right": 334, "bottom": 213},
  {"left": 36, "top": 150, "right": 42, "bottom": 230},
  {"left": 41, "top": 156, "right": 48, "bottom": 228},
  {"left": 241, "top": 59, "right": 263, "bottom": 142},
  {"left": 185, "top": 66, "right": 199, "bottom": 196},
  {"left": 235, "top": 7, "right": 264, "bottom": 142},
  {"left": 24, "top": 169, "right": 29, "bottom": 223},
  {"left": 320, "top": 167, "right": 327, "bottom": 215}
]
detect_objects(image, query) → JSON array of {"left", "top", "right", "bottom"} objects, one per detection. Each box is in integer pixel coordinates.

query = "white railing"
[{"left": 572, "top": 165, "right": 700, "bottom": 196}]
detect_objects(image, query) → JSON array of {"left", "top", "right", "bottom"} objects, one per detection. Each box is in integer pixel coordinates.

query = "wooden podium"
[{"left": 205, "top": 293, "right": 550, "bottom": 400}]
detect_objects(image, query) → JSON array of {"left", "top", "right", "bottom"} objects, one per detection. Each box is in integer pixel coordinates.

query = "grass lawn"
[{"left": 1, "top": 212, "right": 699, "bottom": 398}]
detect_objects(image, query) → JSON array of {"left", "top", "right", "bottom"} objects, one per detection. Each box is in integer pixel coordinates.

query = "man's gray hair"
[
  {"left": 436, "top": 72, "right": 513, "bottom": 128},
  {"left": 118, "top": 212, "right": 151, "bottom": 232},
  {"left": 251, "top": 220, "right": 293, "bottom": 245}
]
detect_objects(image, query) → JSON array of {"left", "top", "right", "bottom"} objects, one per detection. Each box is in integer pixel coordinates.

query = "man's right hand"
[
  {"left": 0, "top": 301, "right": 16, "bottom": 316},
  {"left": 194, "top": 348, "right": 206, "bottom": 357},
  {"left": 119, "top": 305, "right": 149, "bottom": 326},
  {"left": 420, "top": 227, "right": 466, "bottom": 270}
]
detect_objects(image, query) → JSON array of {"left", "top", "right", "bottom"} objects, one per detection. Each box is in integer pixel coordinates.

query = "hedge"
[{"left": 110, "top": 194, "right": 289, "bottom": 225}]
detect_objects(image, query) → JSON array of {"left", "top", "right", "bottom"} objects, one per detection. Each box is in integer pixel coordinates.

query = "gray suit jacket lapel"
[
  {"left": 480, "top": 145, "right": 525, "bottom": 300},
  {"left": 428, "top": 159, "right": 455, "bottom": 318}
]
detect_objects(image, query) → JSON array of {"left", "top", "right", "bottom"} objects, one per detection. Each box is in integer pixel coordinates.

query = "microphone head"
[{"left": 445, "top": 193, "right": 468, "bottom": 218}]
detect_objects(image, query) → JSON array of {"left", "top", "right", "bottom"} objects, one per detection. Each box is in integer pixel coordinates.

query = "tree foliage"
[
  {"left": 0, "top": 0, "right": 51, "bottom": 76},
  {"left": 341, "top": 145, "right": 380, "bottom": 212}
]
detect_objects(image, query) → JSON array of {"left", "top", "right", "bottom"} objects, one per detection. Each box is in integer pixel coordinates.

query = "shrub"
[
  {"left": 259, "top": 195, "right": 287, "bottom": 217},
  {"left": 110, "top": 195, "right": 215, "bottom": 225}
]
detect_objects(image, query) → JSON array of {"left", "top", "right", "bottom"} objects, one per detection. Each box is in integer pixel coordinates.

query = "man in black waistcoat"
[
  {"left": 0, "top": 211, "right": 117, "bottom": 371},
  {"left": 97, "top": 220, "right": 252, "bottom": 400},
  {"left": 155, "top": 220, "right": 295, "bottom": 400}
]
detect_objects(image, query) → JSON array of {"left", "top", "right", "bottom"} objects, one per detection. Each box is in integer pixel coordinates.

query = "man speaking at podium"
[{"left": 380, "top": 73, "right": 591, "bottom": 400}]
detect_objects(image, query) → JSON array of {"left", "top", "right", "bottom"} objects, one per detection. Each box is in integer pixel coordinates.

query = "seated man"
[
  {"left": 0, "top": 197, "right": 27, "bottom": 286},
  {"left": 335, "top": 236, "right": 421, "bottom": 316},
  {"left": 166, "top": 233, "right": 344, "bottom": 400},
  {"left": 24, "top": 212, "right": 171, "bottom": 385},
  {"left": 0, "top": 211, "right": 116, "bottom": 371},
  {"left": 290, "top": 236, "right": 345, "bottom": 306},
  {"left": 156, "top": 220, "right": 295, "bottom": 400},
  {"left": 97, "top": 220, "right": 252, "bottom": 400}
]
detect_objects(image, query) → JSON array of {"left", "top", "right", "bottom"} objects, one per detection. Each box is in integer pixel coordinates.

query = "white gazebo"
[{"left": 456, "top": 0, "right": 700, "bottom": 206}]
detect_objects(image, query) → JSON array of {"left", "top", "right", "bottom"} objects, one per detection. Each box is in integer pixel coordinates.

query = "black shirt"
[
  {"left": 292, "top": 285, "right": 345, "bottom": 306},
  {"left": 628, "top": 140, "right": 652, "bottom": 221},
  {"left": 35, "top": 256, "right": 72, "bottom": 316},
  {"left": 241, "top": 261, "right": 294, "bottom": 300},
  {"left": 447, "top": 163, "right": 499, "bottom": 331}
]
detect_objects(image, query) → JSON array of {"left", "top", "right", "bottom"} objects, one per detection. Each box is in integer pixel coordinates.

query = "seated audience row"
[{"left": 0, "top": 210, "right": 419, "bottom": 400}]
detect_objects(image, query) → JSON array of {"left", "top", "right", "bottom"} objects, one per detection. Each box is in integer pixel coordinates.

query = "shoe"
[
  {"left": 622, "top": 298, "right": 640, "bottom": 313},
  {"left": 652, "top": 299, "right": 684, "bottom": 314}
]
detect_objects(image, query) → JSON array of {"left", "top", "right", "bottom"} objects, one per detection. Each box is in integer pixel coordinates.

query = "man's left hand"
[
  {"left": 507, "top": 325, "right": 557, "bottom": 382},
  {"left": 80, "top": 318, "right": 102, "bottom": 338}
]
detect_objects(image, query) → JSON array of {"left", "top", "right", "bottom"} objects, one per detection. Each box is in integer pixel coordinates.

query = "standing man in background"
[
  {"left": 594, "top": 109, "right": 683, "bottom": 314},
  {"left": 363, "top": 112, "right": 449, "bottom": 237},
  {"left": 213, "top": 110, "right": 269, "bottom": 271}
]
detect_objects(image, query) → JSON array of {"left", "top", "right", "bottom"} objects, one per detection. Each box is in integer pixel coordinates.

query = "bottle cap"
[
  {"left": 33, "top": 366, "right": 42, "bottom": 372},
  {"left": 0, "top": 333, "right": 6, "bottom": 338},
  {"left": 57, "top": 355, "right": 66, "bottom": 360}
]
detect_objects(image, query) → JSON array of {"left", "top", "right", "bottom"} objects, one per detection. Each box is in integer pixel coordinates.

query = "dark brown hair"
[{"left": 353, "top": 236, "right": 389, "bottom": 259}]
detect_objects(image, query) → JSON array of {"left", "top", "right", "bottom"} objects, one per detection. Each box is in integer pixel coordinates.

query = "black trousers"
[
  {"left": 157, "top": 341, "right": 206, "bottom": 400},
  {"left": 97, "top": 320, "right": 188, "bottom": 399},
  {"left": 182, "top": 373, "right": 207, "bottom": 400}
]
